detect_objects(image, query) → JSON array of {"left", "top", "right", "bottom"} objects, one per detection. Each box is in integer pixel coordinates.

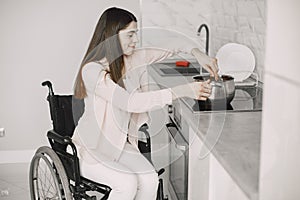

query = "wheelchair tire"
[{"left": 29, "top": 146, "right": 72, "bottom": 200}]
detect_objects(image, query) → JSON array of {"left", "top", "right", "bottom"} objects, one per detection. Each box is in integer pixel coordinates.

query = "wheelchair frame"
[{"left": 29, "top": 81, "right": 168, "bottom": 200}]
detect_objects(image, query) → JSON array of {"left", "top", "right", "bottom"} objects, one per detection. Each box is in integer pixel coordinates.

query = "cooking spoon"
[{"left": 210, "top": 75, "right": 223, "bottom": 87}]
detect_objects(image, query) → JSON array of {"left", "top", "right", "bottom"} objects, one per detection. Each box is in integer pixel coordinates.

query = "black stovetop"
[{"left": 182, "top": 85, "right": 263, "bottom": 113}]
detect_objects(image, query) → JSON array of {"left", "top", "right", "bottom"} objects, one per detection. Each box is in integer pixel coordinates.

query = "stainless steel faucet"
[{"left": 197, "top": 24, "right": 209, "bottom": 55}]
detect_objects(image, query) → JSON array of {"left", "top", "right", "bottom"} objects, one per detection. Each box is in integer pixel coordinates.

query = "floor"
[
  {"left": 0, "top": 163, "right": 30, "bottom": 200},
  {"left": 0, "top": 162, "right": 171, "bottom": 200}
]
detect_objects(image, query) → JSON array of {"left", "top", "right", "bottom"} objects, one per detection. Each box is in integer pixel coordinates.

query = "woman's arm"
[
  {"left": 132, "top": 46, "right": 190, "bottom": 65},
  {"left": 191, "top": 48, "right": 219, "bottom": 79},
  {"left": 95, "top": 73, "right": 172, "bottom": 113},
  {"left": 95, "top": 70, "right": 211, "bottom": 113},
  {"left": 131, "top": 47, "right": 219, "bottom": 79}
]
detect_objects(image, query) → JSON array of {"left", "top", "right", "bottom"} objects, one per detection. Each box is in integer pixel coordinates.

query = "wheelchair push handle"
[{"left": 42, "top": 80, "right": 54, "bottom": 96}]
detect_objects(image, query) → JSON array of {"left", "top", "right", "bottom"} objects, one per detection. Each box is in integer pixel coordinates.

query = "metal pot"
[{"left": 193, "top": 74, "right": 235, "bottom": 104}]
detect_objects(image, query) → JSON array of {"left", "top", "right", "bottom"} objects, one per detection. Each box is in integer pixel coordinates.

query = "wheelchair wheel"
[{"left": 29, "top": 146, "right": 72, "bottom": 200}]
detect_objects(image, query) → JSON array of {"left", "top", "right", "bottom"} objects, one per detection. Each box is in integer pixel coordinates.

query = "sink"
[{"left": 159, "top": 67, "right": 200, "bottom": 76}]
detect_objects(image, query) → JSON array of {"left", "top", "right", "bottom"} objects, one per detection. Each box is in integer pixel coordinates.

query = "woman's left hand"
[{"left": 191, "top": 48, "right": 219, "bottom": 80}]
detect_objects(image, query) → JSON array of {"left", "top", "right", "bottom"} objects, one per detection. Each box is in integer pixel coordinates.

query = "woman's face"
[{"left": 118, "top": 21, "right": 139, "bottom": 56}]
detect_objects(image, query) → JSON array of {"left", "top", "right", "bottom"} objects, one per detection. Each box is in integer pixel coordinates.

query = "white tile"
[
  {"left": 224, "top": 16, "right": 238, "bottom": 29},
  {"left": 251, "top": 18, "right": 266, "bottom": 35},
  {"left": 223, "top": 0, "right": 237, "bottom": 16},
  {"left": 211, "top": 0, "right": 223, "bottom": 12},
  {"left": 237, "top": 1, "right": 260, "bottom": 17},
  {"left": 141, "top": 0, "right": 266, "bottom": 82}
]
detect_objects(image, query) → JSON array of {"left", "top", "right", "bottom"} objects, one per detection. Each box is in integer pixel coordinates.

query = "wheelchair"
[{"left": 29, "top": 81, "right": 168, "bottom": 200}]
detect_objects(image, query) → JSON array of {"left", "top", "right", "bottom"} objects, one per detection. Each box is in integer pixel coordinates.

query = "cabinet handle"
[
  {"left": 166, "top": 123, "right": 188, "bottom": 152},
  {"left": 168, "top": 105, "right": 173, "bottom": 114},
  {"left": 175, "top": 143, "right": 186, "bottom": 151},
  {"left": 166, "top": 122, "right": 176, "bottom": 128}
]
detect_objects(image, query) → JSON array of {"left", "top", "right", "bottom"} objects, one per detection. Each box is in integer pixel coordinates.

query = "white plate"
[{"left": 216, "top": 43, "right": 255, "bottom": 82}]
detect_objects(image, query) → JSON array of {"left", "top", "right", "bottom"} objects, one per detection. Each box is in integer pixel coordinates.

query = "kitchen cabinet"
[
  {"left": 189, "top": 128, "right": 249, "bottom": 200},
  {"left": 148, "top": 65, "right": 260, "bottom": 200}
]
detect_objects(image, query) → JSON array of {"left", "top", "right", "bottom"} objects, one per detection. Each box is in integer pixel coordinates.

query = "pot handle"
[{"left": 222, "top": 71, "right": 259, "bottom": 87}]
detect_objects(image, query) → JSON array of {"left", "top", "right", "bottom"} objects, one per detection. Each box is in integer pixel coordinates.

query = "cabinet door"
[
  {"left": 188, "top": 128, "right": 210, "bottom": 200},
  {"left": 209, "top": 156, "right": 249, "bottom": 200}
]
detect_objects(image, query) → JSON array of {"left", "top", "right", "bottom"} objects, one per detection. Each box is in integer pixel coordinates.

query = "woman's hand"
[
  {"left": 171, "top": 80, "right": 212, "bottom": 100},
  {"left": 191, "top": 48, "right": 219, "bottom": 80}
]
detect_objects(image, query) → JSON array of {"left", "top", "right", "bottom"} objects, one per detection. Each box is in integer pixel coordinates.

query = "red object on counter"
[{"left": 176, "top": 60, "right": 190, "bottom": 67}]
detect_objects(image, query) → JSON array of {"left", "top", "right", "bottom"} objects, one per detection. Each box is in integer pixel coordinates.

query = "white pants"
[{"left": 80, "top": 142, "right": 159, "bottom": 200}]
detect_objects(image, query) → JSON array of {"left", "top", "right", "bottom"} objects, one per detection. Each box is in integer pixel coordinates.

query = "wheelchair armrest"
[
  {"left": 47, "top": 130, "right": 72, "bottom": 144},
  {"left": 47, "top": 130, "right": 77, "bottom": 156}
]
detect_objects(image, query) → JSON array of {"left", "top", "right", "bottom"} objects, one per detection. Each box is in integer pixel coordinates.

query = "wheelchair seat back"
[
  {"left": 46, "top": 93, "right": 84, "bottom": 182},
  {"left": 48, "top": 95, "right": 84, "bottom": 137}
]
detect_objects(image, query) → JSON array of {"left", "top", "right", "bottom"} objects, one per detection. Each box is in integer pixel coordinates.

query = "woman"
[{"left": 73, "top": 7, "right": 218, "bottom": 200}]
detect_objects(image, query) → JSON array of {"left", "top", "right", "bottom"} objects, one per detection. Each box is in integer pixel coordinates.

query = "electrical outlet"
[
  {"left": 0, "top": 128, "right": 5, "bottom": 137},
  {"left": 0, "top": 189, "right": 9, "bottom": 197}
]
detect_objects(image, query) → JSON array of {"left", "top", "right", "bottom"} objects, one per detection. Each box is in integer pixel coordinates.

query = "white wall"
[
  {"left": 0, "top": 0, "right": 140, "bottom": 152},
  {"left": 259, "top": 0, "right": 300, "bottom": 199},
  {"left": 140, "top": 0, "right": 266, "bottom": 81}
]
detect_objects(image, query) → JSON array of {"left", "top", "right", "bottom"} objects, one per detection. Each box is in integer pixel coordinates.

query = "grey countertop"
[{"left": 148, "top": 63, "right": 261, "bottom": 200}]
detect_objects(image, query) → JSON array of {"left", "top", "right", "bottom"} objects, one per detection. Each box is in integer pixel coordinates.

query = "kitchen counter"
[{"left": 148, "top": 63, "right": 261, "bottom": 200}]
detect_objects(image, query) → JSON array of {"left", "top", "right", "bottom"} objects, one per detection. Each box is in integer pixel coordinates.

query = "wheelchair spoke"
[
  {"left": 38, "top": 159, "right": 58, "bottom": 199},
  {"left": 29, "top": 147, "right": 74, "bottom": 200},
  {"left": 34, "top": 154, "right": 62, "bottom": 200}
]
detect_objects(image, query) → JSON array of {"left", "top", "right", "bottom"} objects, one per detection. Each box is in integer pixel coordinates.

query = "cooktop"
[{"left": 182, "top": 85, "right": 263, "bottom": 113}]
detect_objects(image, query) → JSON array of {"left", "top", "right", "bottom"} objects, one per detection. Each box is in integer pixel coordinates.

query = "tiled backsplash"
[{"left": 140, "top": 0, "right": 266, "bottom": 81}]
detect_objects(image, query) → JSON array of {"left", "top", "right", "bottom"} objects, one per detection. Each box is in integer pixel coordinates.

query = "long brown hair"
[{"left": 74, "top": 7, "right": 137, "bottom": 99}]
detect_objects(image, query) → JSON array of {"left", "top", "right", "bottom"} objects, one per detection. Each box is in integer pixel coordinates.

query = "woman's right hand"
[
  {"left": 191, "top": 48, "right": 219, "bottom": 80},
  {"left": 171, "top": 80, "right": 212, "bottom": 100}
]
